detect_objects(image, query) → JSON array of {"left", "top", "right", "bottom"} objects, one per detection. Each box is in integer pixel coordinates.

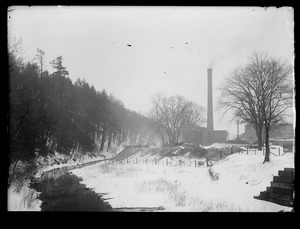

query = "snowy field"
[
  {"left": 7, "top": 145, "right": 294, "bottom": 212},
  {"left": 71, "top": 152, "right": 294, "bottom": 212}
]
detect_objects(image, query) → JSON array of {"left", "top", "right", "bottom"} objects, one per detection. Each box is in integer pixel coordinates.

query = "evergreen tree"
[{"left": 50, "top": 56, "right": 69, "bottom": 77}]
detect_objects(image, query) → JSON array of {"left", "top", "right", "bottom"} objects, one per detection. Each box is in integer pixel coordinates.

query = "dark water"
[
  {"left": 30, "top": 168, "right": 112, "bottom": 211},
  {"left": 29, "top": 161, "right": 165, "bottom": 212}
]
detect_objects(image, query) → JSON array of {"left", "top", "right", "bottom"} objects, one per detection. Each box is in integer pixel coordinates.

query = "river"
[
  {"left": 29, "top": 161, "right": 164, "bottom": 212},
  {"left": 29, "top": 165, "right": 112, "bottom": 211}
]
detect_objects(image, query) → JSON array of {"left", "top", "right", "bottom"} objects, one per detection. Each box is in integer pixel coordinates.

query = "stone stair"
[{"left": 254, "top": 168, "right": 294, "bottom": 207}]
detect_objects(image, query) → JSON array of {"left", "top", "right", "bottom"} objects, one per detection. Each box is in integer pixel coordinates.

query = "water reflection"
[{"left": 30, "top": 168, "right": 112, "bottom": 211}]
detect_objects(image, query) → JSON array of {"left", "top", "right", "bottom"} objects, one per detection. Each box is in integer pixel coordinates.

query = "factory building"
[{"left": 182, "top": 68, "right": 228, "bottom": 146}]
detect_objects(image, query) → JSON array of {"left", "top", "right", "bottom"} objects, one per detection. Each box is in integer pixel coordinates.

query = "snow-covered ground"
[
  {"left": 71, "top": 151, "right": 294, "bottom": 212},
  {"left": 7, "top": 144, "right": 294, "bottom": 212},
  {"left": 7, "top": 180, "right": 42, "bottom": 211}
]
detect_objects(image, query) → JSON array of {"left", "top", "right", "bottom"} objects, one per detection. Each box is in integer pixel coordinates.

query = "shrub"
[
  {"left": 9, "top": 160, "right": 38, "bottom": 191},
  {"left": 190, "top": 146, "right": 207, "bottom": 158}
]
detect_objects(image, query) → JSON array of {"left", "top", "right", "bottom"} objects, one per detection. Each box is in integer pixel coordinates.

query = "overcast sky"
[{"left": 8, "top": 6, "right": 294, "bottom": 138}]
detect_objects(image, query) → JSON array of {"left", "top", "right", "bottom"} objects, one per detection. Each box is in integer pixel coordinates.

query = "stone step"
[
  {"left": 284, "top": 168, "right": 294, "bottom": 172},
  {"left": 254, "top": 168, "right": 294, "bottom": 208},
  {"left": 271, "top": 181, "right": 294, "bottom": 189},
  {"left": 278, "top": 170, "right": 294, "bottom": 178},
  {"left": 267, "top": 187, "right": 294, "bottom": 195},
  {"left": 258, "top": 191, "right": 270, "bottom": 200},
  {"left": 273, "top": 176, "right": 293, "bottom": 183},
  {"left": 254, "top": 195, "right": 267, "bottom": 201},
  {"left": 269, "top": 193, "right": 293, "bottom": 202}
]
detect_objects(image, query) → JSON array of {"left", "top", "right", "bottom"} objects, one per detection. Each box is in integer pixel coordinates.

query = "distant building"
[
  {"left": 241, "top": 123, "right": 294, "bottom": 149},
  {"left": 182, "top": 69, "right": 228, "bottom": 146},
  {"left": 182, "top": 128, "right": 228, "bottom": 145},
  {"left": 241, "top": 124, "right": 257, "bottom": 144},
  {"left": 182, "top": 127, "right": 207, "bottom": 145},
  {"left": 213, "top": 130, "right": 228, "bottom": 143}
]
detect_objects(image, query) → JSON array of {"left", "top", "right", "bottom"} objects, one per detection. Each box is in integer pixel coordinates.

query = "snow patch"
[{"left": 7, "top": 181, "right": 42, "bottom": 211}]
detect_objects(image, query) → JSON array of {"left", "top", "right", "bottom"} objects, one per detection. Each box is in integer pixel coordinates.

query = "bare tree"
[
  {"left": 8, "top": 36, "right": 24, "bottom": 72},
  {"left": 218, "top": 65, "right": 265, "bottom": 150},
  {"left": 35, "top": 48, "right": 45, "bottom": 76},
  {"left": 218, "top": 52, "right": 293, "bottom": 162},
  {"left": 151, "top": 93, "right": 206, "bottom": 146},
  {"left": 247, "top": 52, "right": 293, "bottom": 163},
  {"left": 184, "top": 101, "right": 206, "bottom": 129}
]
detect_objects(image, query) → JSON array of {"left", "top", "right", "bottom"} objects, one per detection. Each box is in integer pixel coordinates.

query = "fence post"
[
  {"left": 206, "top": 158, "right": 209, "bottom": 167},
  {"left": 278, "top": 147, "right": 281, "bottom": 156},
  {"left": 166, "top": 159, "right": 168, "bottom": 166},
  {"left": 263, "top": 147, "right": 264, "bottom": 155},
  {"left": 255, "top": 148, "right": 256, "bottom": 155}
]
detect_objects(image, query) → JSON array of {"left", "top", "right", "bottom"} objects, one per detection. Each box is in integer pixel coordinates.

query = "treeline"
[{"left": 8, "top": 47, "right": 155, "bottom": 186}]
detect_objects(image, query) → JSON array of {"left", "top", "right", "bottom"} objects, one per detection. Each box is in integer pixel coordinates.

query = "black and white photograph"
[{"left": 7, "top": 6, "right": 295, "bottom": 212}]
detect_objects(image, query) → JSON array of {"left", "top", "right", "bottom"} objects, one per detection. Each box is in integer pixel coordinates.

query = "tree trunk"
[
  {"left": 118, "top": 130, "right": 122, "bottom": 145},
  {"left": 158, "top": 130, "right": 165, "bottom": 146},
  {"left": 100, "top": 127, "right": 106, "bottom": 152},
  {"left": 263, "top": 125, "right": 270, "bottom": 163},
  {"left": 168, "top": 133, "right": 176, "bottom": 147},
  {"left": 257, "top": 134, "right": 263, "bottom": 151},
  {"left": 107, "top": 131, "right": 112, "bottom": 152},
  {"left": 131, "top": 133, "right": 137, "bottom": 146},
  {"left": 160, "top": 135, "right": 165, "bottom": 146},
  {"left": 68, "top": 142, "right": 77, "bottom": 161},
  {"left": 255, "top": 127, "right": 263, "bottom": 151}
]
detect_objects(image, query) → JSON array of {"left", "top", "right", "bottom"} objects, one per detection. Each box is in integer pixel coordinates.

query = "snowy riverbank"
[{"left": 7, "top": 150, "right": 117, "bottom": 211}]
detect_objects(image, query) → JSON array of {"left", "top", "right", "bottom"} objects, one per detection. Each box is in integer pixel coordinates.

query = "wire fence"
[
  {"left": 101, "top": 145, "right": 292, "bottom": 169},
  {"left": 105, "top": 150, "right": 231, "bottom": 168},
  {"left": 238, "top": 146, "right": 291, "bottom": 156}
]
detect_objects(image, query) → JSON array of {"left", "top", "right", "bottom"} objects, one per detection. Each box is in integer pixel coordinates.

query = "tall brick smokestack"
[{"left": 207, "top": 68, "right": 214, "bottom": 143}]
